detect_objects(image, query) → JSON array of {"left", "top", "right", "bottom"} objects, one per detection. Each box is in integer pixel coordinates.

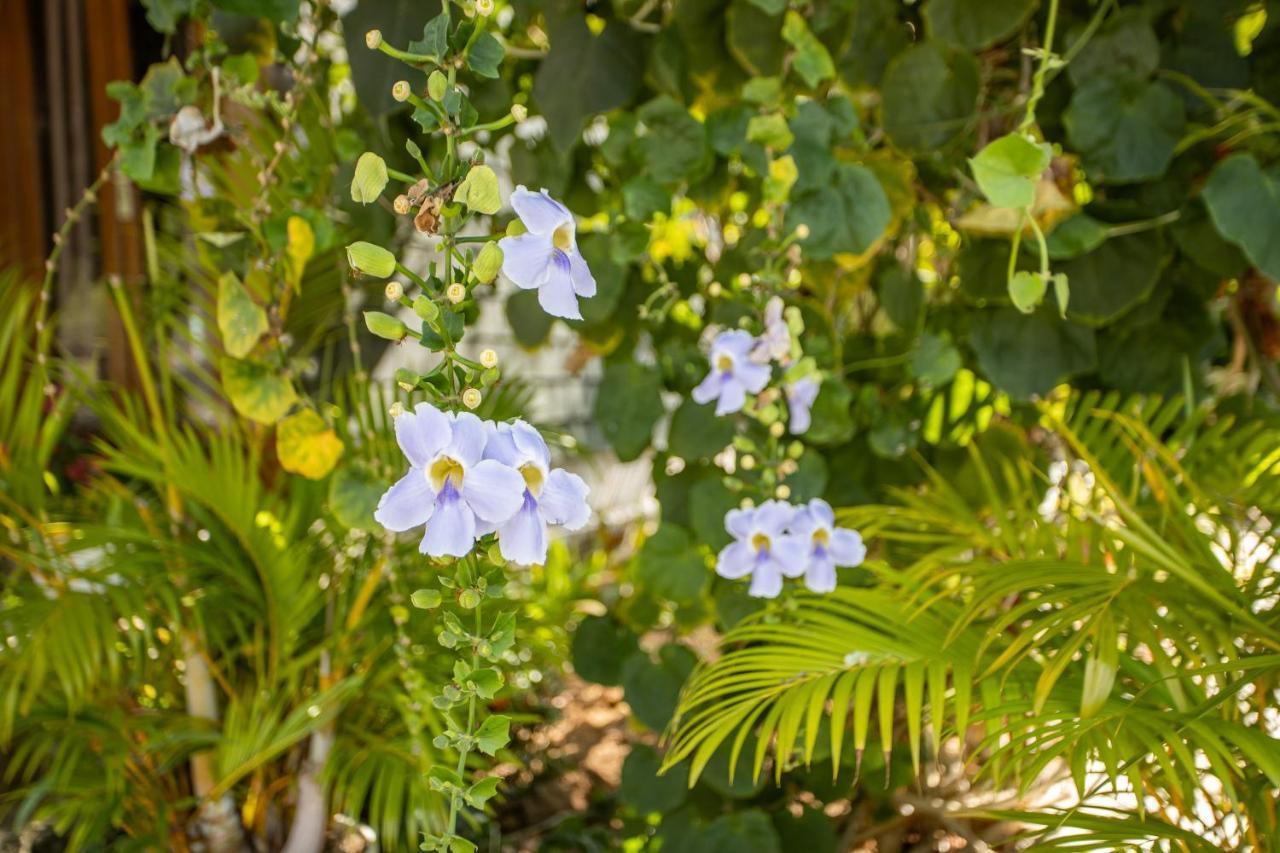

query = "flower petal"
[
  {"left": 736, "top": 360, "right": 771, "bottom": 394},
  {"left": 569, "top": 250, "right": 596, "bottom": 297},
  {"left": 539, "top": 468, "right": 591, "bottom": 530},
  {"left": 804, "top": 554, "right": 838, "bottom": 593},
  {"left": 714, "top": 378, "right": 747, "bottom": 415},
  {"left": 748, "top": 562, "right": 784, "bottom": 598},
  {"left": 714, "top": 329, "right": 757, "bottom": 361},
  {"left": 716, "top": 541, "right": 756, "bottom": 579},
  {"left": 786, "top": 506, "right": 817, "bottom": 539},
  {"left": 420, "top": 494, "right": 476, "bottom": 557},
  {"left": 482, "top": 425, "right": 521, "bottom": 468},
  {"left": 724, "top": 507, "right": 755, "bottom": 540},
  {"left": 536, "top": 263, "right": 582, "bottom": 319},
  {"left": 807, "top": 498, "right": 835, "bottom": 528},
  {"left": 511, "top": 186, "right": 572, "bottom": 235},
  {"left": 374, "top": 470, "right": 435, "bottom": 531},
  {"left": 770, "top": 535, "right": 809, "bottom": 578},
  {"left": 448, "top": 412, "right": 489, "bottom": 467},
  {"left": 691, "top": 371, "right": 724, "bottom": 406},
  {"left": 754, "top": 500, "right": 796, "bottom": 536},
  {"left": 829, "top": 528, "right": 867, "bottom": 566},
  {"left": 462, "top": 459, "right": 525, "bottom": 524},
  {"left": 498, "top": 497, "right": 549, "bottom": 565},
  {"left": 396, "top": 403, "right": 450, "bottom": 467},
  {"left": 509, "top": 420, "right": 551, "bottom": 469},
  {"left": 498, "top": 233, "right": 555, "bottom": 290}
]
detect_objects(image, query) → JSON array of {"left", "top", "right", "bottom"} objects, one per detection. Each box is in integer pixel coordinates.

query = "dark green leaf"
[
  {"left": 1201, "top": 153, "right": 1280, "bottom": 280},
  {"left": 923, "top": 0, "right": 1036, "bottom": 50},
  {"left": 620, "top": 745, "right": 689, "bottom": 813},
  {"left": 1063, "top": 74, "right": 1185, "bottom": 184},
  {"left": 881, "top": 42, "right": 980, "bottom": 151},
  {"left": 787, "top": 163, "right": 891, "bottom": 259},
  {"left": 571, "top": 616, "right": 639, "bottom": 685},
  {"left": 1059, "top": 231, "right": 1168, "bottom": 325},
  {"left": 970, "top": 309, "right": 1097, "bottom": 399},
  {"left": 594, "top": 360, "right": 664, "bottom": 461}
]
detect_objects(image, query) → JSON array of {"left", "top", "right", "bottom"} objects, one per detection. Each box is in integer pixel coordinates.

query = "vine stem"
[
  {"left": 1019, "top": 0, "right": 1062, "bottom": 132},
  {"left": 445, "top": 586, "right": 483, "bottom": 841},
  {"left": 36, "top": 160, "right": 114, "bottom": 372}
]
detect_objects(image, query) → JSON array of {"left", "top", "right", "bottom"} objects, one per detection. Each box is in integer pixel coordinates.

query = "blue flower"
[
  {"left": 786, "top": 375, "right": 820, "bottom": 434},
  {"left": 478, "top": 420, "right": 591, "bottom": 565},
  {"left": 692, "top": 330, "right": 771, "bottom": 416},
  {"left": 789, "top": 499, "right": 866, "bottom": 593},
  {"left": 716, "top": 500, "right": 808, "bottom": 598},
  {"left": 498, "top": 186, "right": 596, "bottom": 320},
  {"left": 751, "top": 296, "right": 792, "bottom": 364},
  {"left": 374, "top": 403, "right": 526, "bottom": 558}
]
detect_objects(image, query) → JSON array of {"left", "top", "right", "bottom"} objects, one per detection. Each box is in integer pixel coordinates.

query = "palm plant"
[{"left": 665, "top": 393, "right": 1280, "bottom": 849}]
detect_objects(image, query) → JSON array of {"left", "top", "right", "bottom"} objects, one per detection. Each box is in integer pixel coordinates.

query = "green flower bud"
[
  {"left": 363, "top": 311, "right": 408, "bottom": 341},
  {"left": 473, "top": 242, "right": 504, "bottom": 284},
  {"left": 412, "top": 295, "right": 440, "bottom": 322},
  {"left": 346, "top": 241, "right": 397, "bottom": 278},
  {"left": 427, "top": 70, "right": 448, "bottom": 102},
  {"left": 458, "top": 588, "right": 481, "bottom": 609},
  {"left": 365, "top": 29, "right": 383, "bottom": 49}
]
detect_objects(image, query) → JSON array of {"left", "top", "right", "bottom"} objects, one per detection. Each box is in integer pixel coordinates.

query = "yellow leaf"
[
  {"left": 285, "top": 216, "right": 315, "bottom": 292},
  {"left": 277, "top": 409, "right": 343, "bottom": 479}
]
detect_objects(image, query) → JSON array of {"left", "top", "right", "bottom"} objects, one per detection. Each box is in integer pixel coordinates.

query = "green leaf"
[
  {"left": 1058, "top": 231, "right": 1167, "bottom": 325},
  {"left": 593, "top": 360, "right": 663, "bottom": 461},
  {"left": 969, "top": 133, "right": 1051, "bottom": 209},
  {"left": 328, "top": 465, "right": 386, "bottom": 530},
  {"left": 409, "top": 13, "right": 450, "bottom": 59},
  {"left": 571, "top": 616, "right": 639, "bottom": 685},
  {"left": 216, "top": 272, "right": 268, "bottom": 359},
  {"left": 923, "top": 0, "right": 1036, "bottom": 50},
  {"left": 636, "top": 524, "right": 709, "bottom": 603},
  {"left": 881, "top": 42, "right": 980, "bottom": 151},
  {"left": 363, "top": 311, "right": 408, "bottom": 342},
  {"left": 464, "top": 776, "right": 501, "bottom": 808},
  {"left": 620, "top": 745, "right": 689, "bottom": 813},
  {"left": 454, "top": 165, "right": 502, "bottom": 215},
  {"left": 909, "top": 333, "right": 962, "bottom": 387},
  {"left": 635, "top": 96, "right": 712, "bottom": 185},
  {"left": 534, "top": 12, "right": 645, "bottom": 151},
  {"left": 787, "top": 164, "right": 891, "bottom": 260},
  {"left": 1009, "top": 270, "right": 1048, "bottom": 314},
  {"left": 727, "top": 1, "right": 786, "bottom": 77},
  {"left": 781, "top": 11, "right": 835, "bottom": 88},
  {"left": 746, "top": 113, "right": 793, "bottom": 151},
  {"left": 689, "top": 478, "right": 738, "bottom": 552},
  {"left": 466, "top": 668, "right": 503, "bottom": 700},
  {"left": 1063, "top": 74, "right": 1185, "bottom": 184},
  {"left": 803, "top": 380, "right": 854, "bottom": 446},
  {"left": 622, "top": 644, "right": 697, "bottom": 731},
  {"left": 1046, "top": 215, "right": 1109, "bottom": 261},
  {"left": 410, "top": 589, "right": 442, "bottom": 609},
  {"left": 209, "top": 0, "right": 298, "bottom": 25},
  {"left": 276, "top": 409, "right": 343, "bottom": 480},
  {"left": 466, "top": 30, "right": 505, "bottom": 78},
  {"left": 472, "top": 242, "right": 503, "bottom": 284},
  {"left": 1066, "top": 9, "right": 1160, "bottom": 86},
  {"left": 350, "top": 152, "right": 388, "bottom": 204},
  {"left": 970, "top": 309, "right": 1097, "bottom": 400},
  {"left": 220, "top": 357, "right": 298, "bottom": 424},
  {"left": 668, "top": 398, "right": 735, "bottom": 460},
  {"left": 505, "top": 289, "right": 553, "bottom": 348},
  {"left": 118, "top": 125, "right": 160, "bottom": 183},
  {"left": 473, "top": 714, "right": 510, "bottom": 756},
  {"left": 1201, "top": 152, "right": 1280, "bottom": 281}
]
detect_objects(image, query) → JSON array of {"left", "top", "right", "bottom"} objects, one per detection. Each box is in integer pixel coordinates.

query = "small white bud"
[
  {"left": 707, "top": 281, "right": 722, "bottom": 298},
  {"left": 510, "top": 103, "right": 528, "bottom": 122},
  {"left": 740, "top": 454, "right": 755, "bottom": 471},
  {"left": 385, "top": 281, "right": 404, "bottom": 301},
  {"left": 366, "top": 29, "right": 383, "bottom": 49},
  {"left": 476, "top": 0, "right": 494, "bottom": 14},
  {"left": 480, "top": 348, "right": 498, "bottom": 368},
  {"left": 446, "top": 283, "right": 466, "bottom": 304},
  {"left": 389, "top": 401, "right": 405, "bottom": 418},
  {"left": 392, "top": 81, "right": 412, "bottom": 102},
  {"left": 795, "top": 223, "right": 811, "bottom": 240},
  {"left": 462, "top": 388, "right": 482, "bottom": 410},
  {"left": 393, "top": 194, "right": 411, "bottom": 215},
  {"left": 769, "top": 421, "right": 786, "bottom": 438},
  {"left": 774, "top": 484, "right": 791, "bottom": 500}
]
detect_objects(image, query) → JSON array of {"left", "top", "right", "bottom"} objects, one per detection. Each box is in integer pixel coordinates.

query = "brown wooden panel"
[{"left": 0, "top": 0, "right": 47, "bottom": 282}]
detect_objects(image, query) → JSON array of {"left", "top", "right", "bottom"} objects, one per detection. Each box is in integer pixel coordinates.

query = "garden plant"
[{"left": 2, "top": 0, "right": 1280, "bottom": 851}]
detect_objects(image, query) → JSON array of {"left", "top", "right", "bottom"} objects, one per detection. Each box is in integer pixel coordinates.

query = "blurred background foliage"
[{"left": 2, "top": 0, "right": 1280, "bottom": 850}]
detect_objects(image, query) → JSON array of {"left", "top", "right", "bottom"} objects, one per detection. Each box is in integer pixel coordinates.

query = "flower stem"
[
  {"left": 445, "top": 584, "right": 483, "bottom": 842},
  {"left": 1019, "top": 0, "right": 1061, "bottom": 132}
]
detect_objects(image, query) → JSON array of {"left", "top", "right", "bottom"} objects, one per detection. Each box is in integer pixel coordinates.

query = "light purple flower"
[
  {"left": 716, "top": 500, "right": 808, "bottom": 599},
  {"left": 692, "top": 330, "right": 771, "bottom": 416},
  {"left": 751, "top": 297, "right": 792, "bottom": 364},
  {"left": 786, "top": 375, "right": 820, "bottom": 434},
  {"left": 498, "top": 186, "right": 596, "bottom": 320},
  {"left": 374, "top": 403, "right": 525, "bottom": 558},
  {"left": 478, "top": 420, "right": 591, "bottom": 565},
  {"left": 789, "top": 499, "right": 866, "bottom": 593}
]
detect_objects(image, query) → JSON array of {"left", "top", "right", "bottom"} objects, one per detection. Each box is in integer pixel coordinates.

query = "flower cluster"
[
  {"left": 716, "top": 498, "right": 865, "bottom": 598},
  {"left": 375, "top": 403, "right": 590, "bottom": 564},
  {"left": 692, "top": 296, "right": 820, "bottom": 433}
]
